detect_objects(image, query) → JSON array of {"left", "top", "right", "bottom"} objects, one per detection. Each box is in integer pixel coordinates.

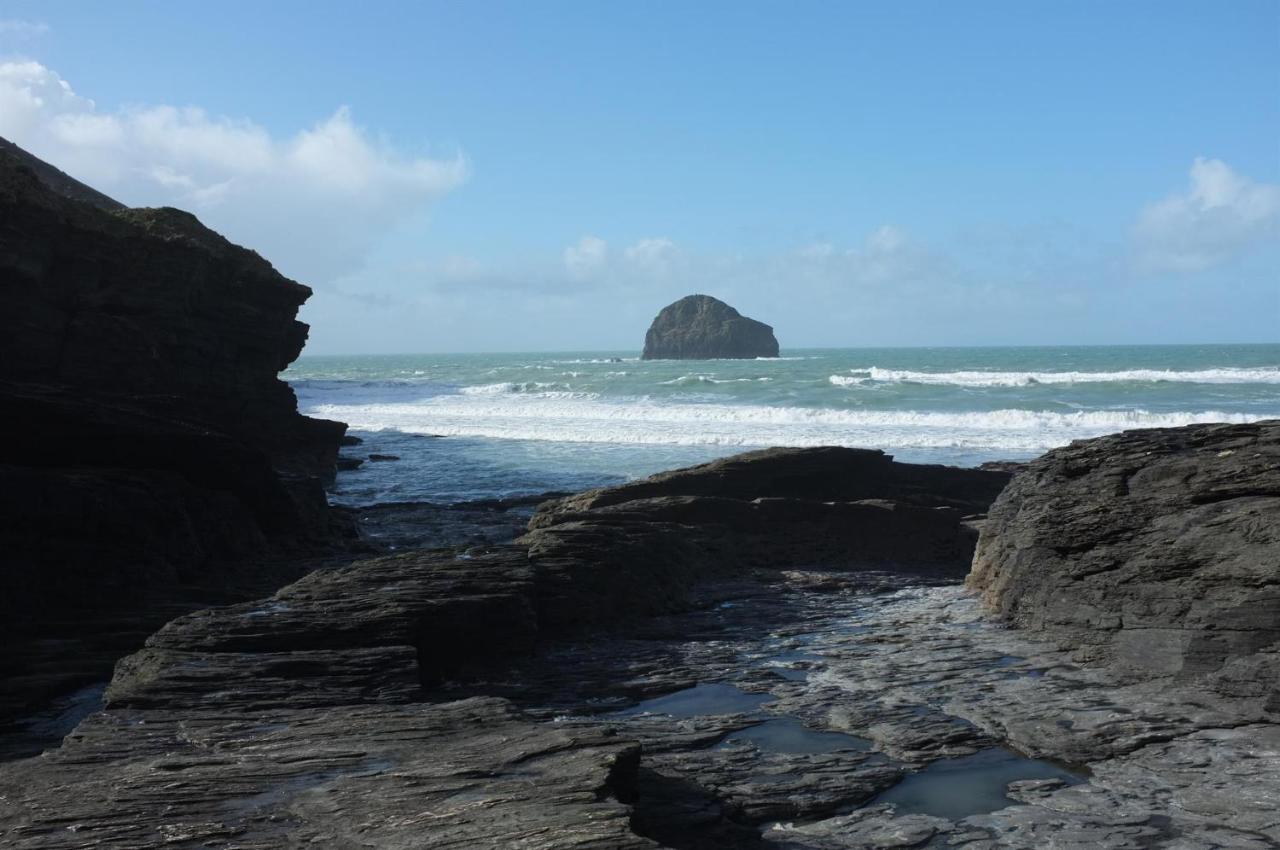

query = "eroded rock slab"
[
  {"left": 0, "top": 698, "right": 650, "bottom": 850},
  {"left": 109, "top": 546, "right": 537, "bottom": 708}
]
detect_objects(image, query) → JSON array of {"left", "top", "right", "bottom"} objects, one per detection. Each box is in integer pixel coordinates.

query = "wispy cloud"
[
  {"left": 0, "top": 60, "right": 467, "bottom": 285},
  {"left": 1134, "top": 157, "right": 1280, "bottom": 273},
  {"left": 563, "top": 235, "right": 608, "bottom": 280},
  {"left": 0, "top": 19, "right": 49, "bottom": 39},
  {"left": 418, "top": 226, "right": 947, "bottom": 298}
]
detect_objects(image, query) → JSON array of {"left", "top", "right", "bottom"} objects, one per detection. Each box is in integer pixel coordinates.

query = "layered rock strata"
[
  {"left": 968, "top": 420, "right": 1280, "bottom": 715},
  {"left": 7, "top": 434, "right": 1278, "bottom": 847},
  {"left": 0, "top": 447, "right": 1011, "bottom": 847},
  {"left": 524, "top": 446, "right": 1011, "bottom": 631},
  {"left": 0, "top": 141, "right": 347, "bottom": 721}
]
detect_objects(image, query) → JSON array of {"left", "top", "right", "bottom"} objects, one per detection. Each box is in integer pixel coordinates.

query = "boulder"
[
  {"left": 641, "top": 294, "right": 779, "bottom": 359},
  {"left": 967, "top": 420, "right": 1280, "bottom": 712}
]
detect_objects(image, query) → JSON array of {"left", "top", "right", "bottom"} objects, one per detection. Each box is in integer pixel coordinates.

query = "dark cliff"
[
  {"left": 0, "top": 140, "right": 348, "bottom": 719},
  {"left": 642, "top": 294, "right": 779, "bottom": 360}
]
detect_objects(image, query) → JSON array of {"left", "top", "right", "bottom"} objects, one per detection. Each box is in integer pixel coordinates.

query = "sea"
[{"left": 286, "top": 344, "right": 1280, "bottom": 507}]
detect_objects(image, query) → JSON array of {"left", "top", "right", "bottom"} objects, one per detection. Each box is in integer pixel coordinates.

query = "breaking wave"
[
  {"left": 841, "top": 366, "right": 1280, "bottom": 387},
  {"left": 304, "top": 389, "right": 1267, "bottom": 453},
  {"left": 660, "top": 375, "right": 774, "bottom": 386}
]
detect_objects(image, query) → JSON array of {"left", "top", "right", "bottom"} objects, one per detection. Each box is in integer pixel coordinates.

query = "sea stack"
[{"left": 642, "top": 294, "right": 779, "bottom": 360}]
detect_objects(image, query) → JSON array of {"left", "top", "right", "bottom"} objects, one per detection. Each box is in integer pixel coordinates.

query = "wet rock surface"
[
  {"left": 642, "top": 294, "right": 780, "bottom": 360},
  {"left": 969, "top": 420, "right": 1280, "bottom": 713},
  {"left": 0, "top": 698, "right": 651, "bottom": 850},
  {"left": 10, "top": 562, "right": 1273, "bottom": 848},
  {"left": 1, "top": 437, "right": 1277, "bottom": 847}
]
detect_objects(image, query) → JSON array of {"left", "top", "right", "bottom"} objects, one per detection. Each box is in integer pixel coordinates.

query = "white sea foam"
[
  {"left": 660, "top": 375, "right": 774, "bottom": 385},
  {"left": 459, "top": 381, "right": 568, "bottom": 395},
  {"left": 303, "top": 389, "right": 1269, "bottom": 453},
  {"left": 848, "top": 366, "right": 1280, "bottom": 387},
  {"left": 551, "top": 357, "right": 638, "bottom": 364}
]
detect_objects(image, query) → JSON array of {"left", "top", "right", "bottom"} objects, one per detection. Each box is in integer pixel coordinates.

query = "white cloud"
[
  {"left": 847, "top": 224, "right": 921, "bottom": 283},
  {"left": 551, "top": 227, "right": 932, "bottom": 295},
  {"left": 623, "top": 237, "right": 676, "bottom": 264},
  {"left": 1134, "top": 157, "right": 1280, "bottom": 273},
  {"left": 0, "top": 60, "right": 467, "bottom": 284},
  {"left": 864, "top": 224, "right": 906, "bottom": 254},
  {"left": 622, "top": 237, "right": 680, "bottom": 279},
  {"left": 563, "top": 235, "right": 608, "bottom": 279}
]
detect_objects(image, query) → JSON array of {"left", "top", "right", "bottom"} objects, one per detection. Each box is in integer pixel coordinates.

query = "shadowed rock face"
[
  {"left": 524, "top": 446, "right": 1012, "bottom": 632},
  {"left": 968, "top": 419, "right": 1280, "bottom": 713},
  {"left": 641, "top": 294, "right": 779, "bottom": 359},
  {"left": 0, "top": 141, "right": 349, "bottom": 721}
]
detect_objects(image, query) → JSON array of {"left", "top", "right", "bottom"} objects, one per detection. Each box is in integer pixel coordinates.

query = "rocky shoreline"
[
  {"left": 2, "top": 138, "right": 1276, "bottom": 849},
  {"left": 2, "top": 431, "right": 1277, "bottom": 848}
]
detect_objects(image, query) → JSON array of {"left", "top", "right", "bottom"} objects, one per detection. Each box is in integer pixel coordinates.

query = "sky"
[{"left": 0, "top": 1, "right": 1277, "bottom": 354}]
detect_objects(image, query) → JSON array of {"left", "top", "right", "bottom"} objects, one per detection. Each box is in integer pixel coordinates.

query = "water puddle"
[
  {"left": 612, "top": 683, "right": 772, "bottom": 718},
  {"left": 716, "top": 717, "right": 873, "bottom": 754},
  {"left": 868, "top": 746, "right": 1083, "bottom": 820}
]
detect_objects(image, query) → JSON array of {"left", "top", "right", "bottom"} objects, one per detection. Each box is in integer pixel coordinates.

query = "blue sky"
[{"left": 1, "top": 1, "right": 1277, "bottom": 352}]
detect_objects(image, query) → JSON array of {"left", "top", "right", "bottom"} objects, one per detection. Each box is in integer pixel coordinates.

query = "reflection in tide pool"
[
  {"left": 612, "top": 683, "right": 772, "bottom": 718},
  {"left": 717, "top": 717, "right": 873, "bottom": 755},
  {"left": 870, "top": 747, "right": 1084, "bottom": 820}
]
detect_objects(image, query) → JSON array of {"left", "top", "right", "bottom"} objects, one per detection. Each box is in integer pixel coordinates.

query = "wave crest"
[
  {"left": 303, "top": 390, "right": 1269, "bottom": 453},
  {"left": 848, "top": 366, "right": 1280, "bottom": 387}
]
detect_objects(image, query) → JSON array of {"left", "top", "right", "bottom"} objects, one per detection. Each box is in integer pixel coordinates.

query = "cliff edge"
[{"left": 0, "top": 140, "right": 348, "bottom": 720}]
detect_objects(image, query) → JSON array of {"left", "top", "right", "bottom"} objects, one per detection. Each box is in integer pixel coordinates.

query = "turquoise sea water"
[{"left": 286, "top": 344, "right": 1280, "bottom": 506}]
